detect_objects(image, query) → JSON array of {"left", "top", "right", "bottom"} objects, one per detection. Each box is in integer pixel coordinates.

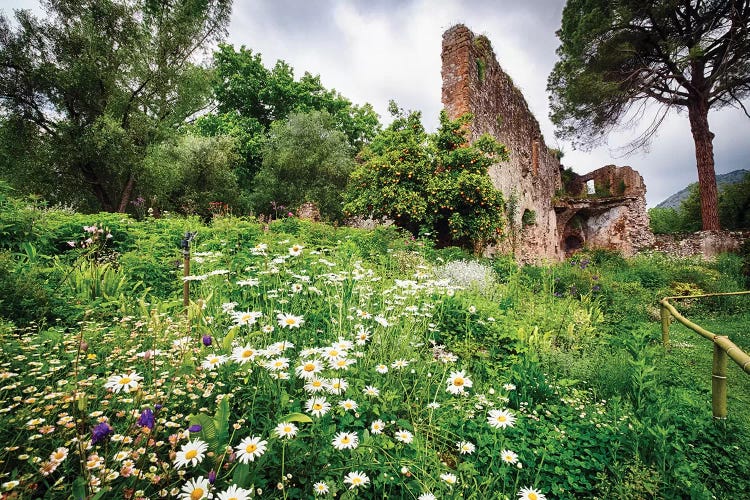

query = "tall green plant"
[{"left": 344, "top": 104, "right": 508, "bottom": 251}]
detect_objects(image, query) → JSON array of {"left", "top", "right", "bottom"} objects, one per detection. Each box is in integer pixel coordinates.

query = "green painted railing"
[{"left": 660, "top": 291, "right": 750, "bottom": 419}]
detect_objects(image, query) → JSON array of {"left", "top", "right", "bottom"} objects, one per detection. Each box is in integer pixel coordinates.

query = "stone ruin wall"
[
  {"left": 441, "top": 24, "right": 654, "bottom": 261},
  {"left": 442, "top": 24, "right": 561, "bottom": 261}
]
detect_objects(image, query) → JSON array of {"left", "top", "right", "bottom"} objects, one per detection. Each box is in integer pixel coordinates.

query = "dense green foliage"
[
  {"left": 548, "top": 0, "right": 750, "bottom": 230},
  {"left": 0, "top": 0, "right": 231, "bottom": 212},
  {"left": 194, "top": 45, "right": 380, "bottom": 191},
  {"left": 345, "top": 105, "right": 508, "bottom": 250},
  {"left": 250, "top": 111, "right": 355, "bottom": 222},
  {"left": 1, "top": 192, "right": 750, "bottom": 498},
  {"left": 649, "top": 172, "right": 750, "bottom": 233}
]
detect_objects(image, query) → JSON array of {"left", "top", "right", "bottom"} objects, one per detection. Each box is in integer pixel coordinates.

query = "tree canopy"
[
  {"left": 250, "top": 110, "right": 355, "bottom": 222},
  {"left": 0, "top": 0, "right": 231, "bottom": 211},
  {"left": 194, "top": 45, "right": 380, "bottom": 186},
  {"left": 548, "top": 0, "right": 750, "bottom": 230},
  {"left": 344, "top": 104, "right": 508, "bottom": 251}
]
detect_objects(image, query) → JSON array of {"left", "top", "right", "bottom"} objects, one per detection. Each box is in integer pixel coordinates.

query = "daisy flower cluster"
[{"left": 0, "top": 231, "right": 560, "bottom": 500}]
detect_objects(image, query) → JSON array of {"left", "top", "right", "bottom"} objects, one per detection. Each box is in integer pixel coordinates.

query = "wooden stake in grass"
[
  {"left": 712, "top": 340, "right": 728, "bottom": 419},
  {"left": 660, "top": 303, "right": 671, "bottom": 349},
  {"left": 182, "top": 232, "right": 196, "bottom": 311}
]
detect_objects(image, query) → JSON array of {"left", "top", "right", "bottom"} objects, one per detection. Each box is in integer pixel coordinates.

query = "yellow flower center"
[
  {"left": 329, "top": 350, "right": 338, "bottom": 357},
  {"left": 120, "top": 377, "right": 131, "bottom": 385},
  {"left": 529, "top": 494, "right": 537, "bottom": 500},
  {"left": 341, "top": 436, "right": 350, "bottom": 443},
  {"left": 352, "top": 477, "right": 362, "bottom": 485},
  {"left": 498, "top": 415, "right": 506, "bottom": 422},
  {"left": 284, "top": 426, "right": 292, "bottom": 433},
  {"left": 185, "top": 450, "right": 198, "bottom": 460},
  {"left": 304, "top": 364, "right": 315, "bottom": 372},
  {"left": 242, "top": 350, "right": 253, "bottom": 358},
  {"left": 313, "top": 403, "right": 322, "bottom": 410},
  {"left": 285, "top": 318, "right": 296, "bottom": 325},
  {"left": 190, "top": 488, "right": 204, "bottom": 500},
  {"left": 245, "top": 443, "right": 257, "bottom": 453},
  {"left": 453, "top": 377, "right": 464, "bottom": 386}
]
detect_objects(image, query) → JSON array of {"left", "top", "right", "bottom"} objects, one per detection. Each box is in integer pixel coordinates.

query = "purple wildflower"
[
  {"left": 202, "top": 335, "right": 212, "bottom": 347},
  {"left": 137, "top": 408, "right": 155, "bottom": 430},
  {"left": 91, "top": 422, "right": 113, "bottom": 444},
  {"left": 188, "top": 424, "right": 202, "bottom": 433},
  {"left": 208, "top": 470, "right": 217, "bottom": 484}
]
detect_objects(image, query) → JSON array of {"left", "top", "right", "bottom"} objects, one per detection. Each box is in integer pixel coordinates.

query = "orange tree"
[{"left": 344, "top": 104, "right": 508, "bottom": 251}]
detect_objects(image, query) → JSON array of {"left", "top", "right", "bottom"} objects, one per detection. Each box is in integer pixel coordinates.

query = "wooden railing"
[{"left": 660, "top": 291, "right": 750, "bottom": 419}]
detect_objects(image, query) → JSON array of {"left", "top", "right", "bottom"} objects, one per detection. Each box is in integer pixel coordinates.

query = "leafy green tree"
[
  {"left": 344, "top": 104, "right": 508, "bottom": 251},
  {"left": 140, "top": 134, "right": 243, "bottom": 217},
  {"left": 250, "top": 111, "right": 354, "bottom": 222},
  {"left": 195, "top": 45, "right": 380, "bottom": 184},
  {"left": 650, "top": 172, "right": 750, "bottom": 233},
  {"left": 0, "top": 0, "right": 231, "bottom": 212},
  {"left": 719, "top": 171, "right": 750, "bottom": 229},
  {"left": 548, "top": 0, "right": 750, "bottom": 231}
]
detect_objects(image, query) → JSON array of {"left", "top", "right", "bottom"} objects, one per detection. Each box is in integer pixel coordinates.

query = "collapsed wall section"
[
  {"left": 441, "top": 24, "right": 655, "bottom": 261},
  {"left": 442, "top": 24, "right": 562, "bottom": 261}
]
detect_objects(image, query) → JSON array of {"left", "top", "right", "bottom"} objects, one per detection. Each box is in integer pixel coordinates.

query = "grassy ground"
[{"left": 661, "top": 307, "right": 750, "bottom": 423}]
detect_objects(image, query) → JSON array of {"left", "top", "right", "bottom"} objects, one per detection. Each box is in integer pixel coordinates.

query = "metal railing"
[{"left": 660, "top": 291, "right": 750, "bottom": 419}]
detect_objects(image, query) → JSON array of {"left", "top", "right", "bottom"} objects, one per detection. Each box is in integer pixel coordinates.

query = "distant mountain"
[{"left": 655, "top": 169, "right": 749, "bottom": 209}]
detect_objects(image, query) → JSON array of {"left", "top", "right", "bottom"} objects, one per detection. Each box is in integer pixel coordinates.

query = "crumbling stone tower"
[{"left": 441, "top": 24, "right": 654, "bottom": 261}]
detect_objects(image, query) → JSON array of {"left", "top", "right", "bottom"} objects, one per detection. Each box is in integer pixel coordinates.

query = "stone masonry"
[{"left": 441, "top": 24, "right": 654, "bottom": 261}]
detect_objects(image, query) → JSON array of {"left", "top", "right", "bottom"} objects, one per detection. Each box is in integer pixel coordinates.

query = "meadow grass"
[{"left": 0, "top": 210, "right": 748, "bottom": 499}]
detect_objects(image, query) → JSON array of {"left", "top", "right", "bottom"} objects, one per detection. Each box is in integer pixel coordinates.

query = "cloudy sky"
[{"left": 3, "top": 0, "right": 748, "bottom": 206}]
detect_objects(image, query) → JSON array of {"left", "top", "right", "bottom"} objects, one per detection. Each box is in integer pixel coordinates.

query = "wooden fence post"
[
  {"left": 181, "top": 232, "right": 196, "bottom": 311},
  {"left": 712, "top": 339, "right": 728, "bottom": 419},
  {"left": 660, "top": 301, "right": 671, "bottom": 349}
]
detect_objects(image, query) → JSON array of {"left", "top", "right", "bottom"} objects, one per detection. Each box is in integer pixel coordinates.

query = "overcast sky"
[{"left": 3, "top": 0, "right": 748, "bottom": 206}]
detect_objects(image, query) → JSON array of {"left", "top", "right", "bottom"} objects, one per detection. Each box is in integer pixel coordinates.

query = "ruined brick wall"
[
  {"left": 442, "top": 24, "right": 562, "bottom": 261},
  {"left": 441, "top": 24, "right": 655, "bottom": 261}
]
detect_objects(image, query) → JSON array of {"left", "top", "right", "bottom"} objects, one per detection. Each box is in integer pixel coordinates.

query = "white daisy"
[
  {"left": 446, "top": 370, "right": 473, "bottom": 395},
  {"left": 518, "top": 486, "right": 546, "bottom": 500},
  {"left": 274, "top": 422, "right": 298, "bottom": 439},
  {"left": 440, "top": 472, "right": 457, "bottom": 485},
  {"left": 304, "top": 377, "right": 329, "bottom": 394},
  {"left": 231, "top": 345, "right": 258, "bottom": 365},
  {"left": 343, "top": 470, "right": 370, "bottom": 489},
  {"left": 457, "top": 441, "right": 476, "bottom": 454},
  {"left": 501, "top": 449, "right": 519, "bottom": 464},
  {"left": 394, "top": 429, "right": 414, "bottom": 444},
  {"left": 173, "top": 440, "right": 208, "bottom": 468},
  {"left": 266, "top": 357, "right": 290, "bottom": 371},
  {"left": 178, "top": 476, "right": 211, "bottom": 500},
  {"left": 232, "top": 310, "right": 263, "bottom": 326},
  {"left": 295, "top": 359, "right": 324, "bottom": 379},
  {"left": 277, "top": 313, "right": 304, "bottom": 329},
  {"left": 235, "top": 435, "right": 268, "bottom": 463},
  {"left": 104, "top": 371, "right": 143, "bottom": 394},
  {"left": 338, "top": 399, "right": 358, "bottom": 412},
  {"left": 362, "top": 385, "right": 380, "bottom": 397},
  {"left": 370, "top": 419, "right": 385, "bottom": 434},
  {"left": 216, "top": 484, "right": 251, "bottom": 500},
  {"left": 313, "top": 481, "right": 329, "bottom": 495},
  {"left": 331, "top": 431, "right": 359, "bottom": 450},
  {"left": 487, "top": 409, "right": 516, "bottom": 429},
  {"left": 305, "top": 397, "right": 332, "bottom": 417},
  {"left": 201, "top": 354, "right": 228, "bottom": 371},
  {"left": 327, "top": 378, "right": 348, "bottom": 395}
]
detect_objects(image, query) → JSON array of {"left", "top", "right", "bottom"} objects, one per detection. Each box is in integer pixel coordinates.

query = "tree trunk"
[
  {"left": 81, "top": 164, "right": 114, "bottom": 212},
  {"left": 687, "top": 96, "right": 721, "bottom": 231},
  {"left": 117, "top": 174, "right": 135, "bottom": 213}
]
